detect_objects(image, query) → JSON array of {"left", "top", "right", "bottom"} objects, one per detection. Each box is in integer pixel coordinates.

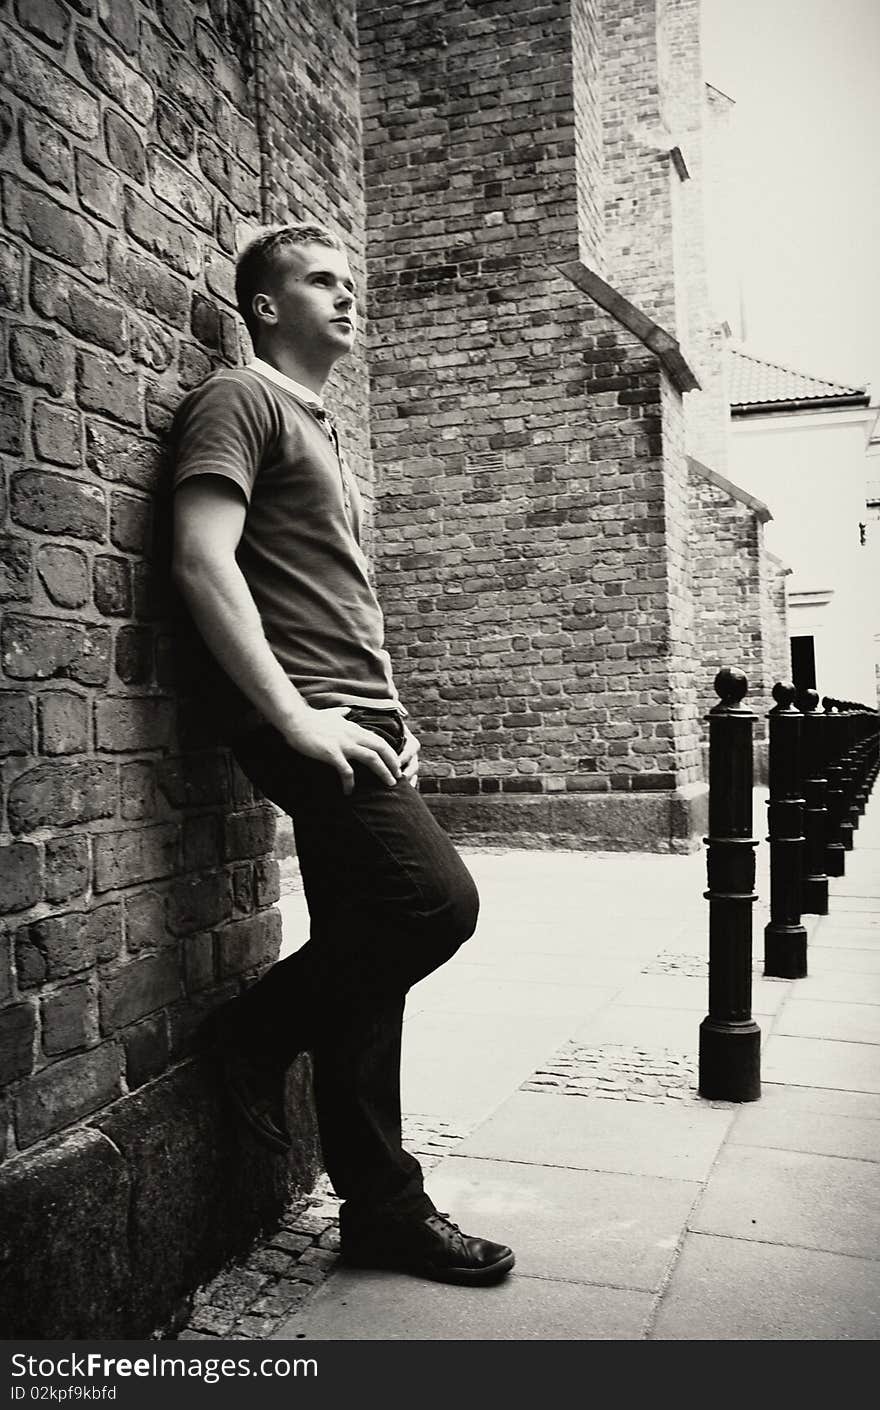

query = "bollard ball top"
[
  {"left": 771, "top": 681, "right": 797, "bottom": 710},
  {"left": 713, "top": 667, "right": 748, "bottom": 706},
  {"left": 797, "top": 687, "right": 820, "bottom": 713}
]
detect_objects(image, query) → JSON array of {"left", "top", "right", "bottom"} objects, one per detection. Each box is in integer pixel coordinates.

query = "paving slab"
[
  {"left": 728, "top": 1083, "right": 880, "bottom": 1161},
  {"left": 775, "top": 999, "right": 880, "bottom": 1044},
  {"left": 762, "top": 1034, "right": 880, "bottom": 1093},
  {"left": 572, "top": 1003, "right": 730, "bottom": 1052},
  {"left": 401, "top": 1011, "right": 576, "bottom": 1125},
  {"left": 805, "top": 946, "right": 880, "bottom": 973},
  {"left": 273, "top": 1269, "right": 654, "bottom": 1341},
  {"left": 410, "top": 972, "right": 617, "bottom": 1021},
  {"left": 454, "top": 1090, "right": 735, "bottom": 1182},
  {"left": 610, "top": 972, "right": 791, "bottom": 1017},
  {"left": 689, "top": 1144, "right": 880, "bottom": 1259},
  {"left": 791, "top": 969, "right": 880, "bottom": 1005},
  {"left": 651, "top": 1233, "right": 880, "bottom": 1340},
  {"left": 423, "top": 1155, "right": 701, "bottom": 1292},
  {"left": 809, "top": 928, "right": 880, "bottom": 951},
  {"left": 826, "top": 896, "right": 880, "bottom": 914}
]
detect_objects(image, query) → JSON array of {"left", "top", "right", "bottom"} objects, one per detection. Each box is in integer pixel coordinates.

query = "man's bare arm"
[{"left": 172, "top": 476, "right": 401, "bottom": 794}]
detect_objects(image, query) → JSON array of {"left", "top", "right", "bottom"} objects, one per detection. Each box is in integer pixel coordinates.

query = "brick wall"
[
  {"left": 359, "top": 0, "right": 706, "bottom": 849},
  {"left": 0, "top": 0, "right": 365, "bottom": 1338},
  {"left": 688, "top": 459, "right": 789, "bottom": 771}
]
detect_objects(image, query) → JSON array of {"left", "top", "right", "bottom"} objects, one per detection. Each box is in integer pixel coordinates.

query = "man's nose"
[{"left": 336, "top": 286, "right": 355, "bottom": 310}]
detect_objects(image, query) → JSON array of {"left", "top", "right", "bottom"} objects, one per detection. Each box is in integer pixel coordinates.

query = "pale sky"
[{"left": 701, "top": 0, "right": 880, "bottom": 398}]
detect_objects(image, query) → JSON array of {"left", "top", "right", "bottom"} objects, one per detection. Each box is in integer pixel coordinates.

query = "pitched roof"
[{"left": 728, "top": 347, "right": 869, "bottom": 415}]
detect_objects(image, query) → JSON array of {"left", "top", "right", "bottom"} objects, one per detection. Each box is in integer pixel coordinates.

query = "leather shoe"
[{"left": 340, "top": 1211, "right": 515, "bottom": 1285}]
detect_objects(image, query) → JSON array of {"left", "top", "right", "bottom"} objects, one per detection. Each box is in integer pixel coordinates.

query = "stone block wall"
[
  {"left": 358, "top": 0, "right": 705, "bottom": 849},
  {"left": 0, "top": 0, "right": 367, "bottom": 1337}
]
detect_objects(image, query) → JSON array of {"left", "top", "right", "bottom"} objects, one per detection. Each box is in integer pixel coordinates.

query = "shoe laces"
[{"left": 426, "top": 1211, "right": 464, "bottom": 1239}]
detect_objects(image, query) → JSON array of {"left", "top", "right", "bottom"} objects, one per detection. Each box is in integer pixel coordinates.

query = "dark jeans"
[{"left": 230, "top": 710, "right": 479, "bottom": 1228}]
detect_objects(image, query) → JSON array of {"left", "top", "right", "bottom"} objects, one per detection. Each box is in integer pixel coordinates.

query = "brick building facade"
[{"left": 0, "top": 0, "right": 786, "bottom": 1335}]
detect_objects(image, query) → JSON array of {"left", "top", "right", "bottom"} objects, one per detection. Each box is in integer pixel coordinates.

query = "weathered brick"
[
  {"left": 181, "top": 814, "right": 222, "bottom": 872},
  {"left": 124, "top": 890, "right": 167, "bottom": 954},
  {"left": 0, "top": 535, "right": 32, "bottom": 601},
  {"left": 93, "top": 823, "right": 179, "bottom": 892},
  {"left": 196, "top": 135, "right": 258, "bottom": 218},
  {"left": 0, "top": 1002, "right": 36, "bottom": 1086},
  {"left": 31, "top": 261, "right": 127, "bottom": 355},
  {"left": 76, "top": 351, "right": 141, "bottom": 426},
  {"left": 19, "top": 113, "right": 72, "bottom": 190},
  {"left": 0, "top": 29, "right": 100, "bottom": 140},
  {"left": 1, "top": 616, "right": 112, "bottom": 685},
  {"left": 95, "top": 697, "right": 174, "bottom": 752},
  {"left": 11, "top": 469, "right": 106, "bottom": 541},
  {"left": 119, "top": 760, "right": 156, "bottom": 820},
  {"left": 123, "top": 188, "right": 201, "bottom": 278},
  {"left": 156, "top": 754, "right": 229, "bottom": 808},
  {"left": 168, "top": 871, "right": 232, "bottom": 936},
  {"left": 114, "top": 625, "right": 154, "bottom": 685},
  {"left": 15, "top": 1044, "right": 121, "bottom": 1148},
  {"left": 127, "top": 313, "right": 175, "bottom": 373},
  {"left": 232, "top": 864, "right": 253, "bottom": 915},
  {"left": 190, "top": 293, "right": 221, "bottom": 350},
  {"left": 96, "top": 0, "right": 138, "bottom": 55},
  {"left": 14, "top": 0, "right": 71, "bottom": 50},
  {"left": 0, "top": 388, "right": 24, "bottom": 453},
  {"left": 254, "top": 859, "right": 281, "bottom": 909},
  {"left": 107, "top": 241, "right": 188, "bottom": 328},
  {"left": 155, "top": 0, "right": 195, "bottom": 49},
  {"left": 203, "top": 249, "right": 236, "bottom": 307},
  {"left": 10, "top": 325, "right": 72, "bottom": 397},
  {"left": 8, "top": 761, "right": 117, "bottom": 835},
  {"left": 156, "top": 97, "right": 195, "bottom": 159},
  {"left": 183, "top": 932, "right": 214, "bottom": 993},
  {"left": 144, "top": 378, "right": 179, "bottom": 432},
  {"left": 44, "top": 835, "right": 90, "bottom": 905},
  {"left": 31, "top": 401, "right": 82, "bottom": 466},
  {"left": 0, "top": 237, "right": 24, "bottom": 310},
  {"left": 85, "top": 419, "right": 163, "bottom": 491},
  {"left": 216, "top": 910, "right": 282, "bottom": 979},
  {"left": 178, "top": 341, "right": 213, "bottom": 390},
  {"left": 42, "top": 980, "right": 94, "bottom": 1056},
  {"left": 0, "top": 692, "right": 32, "bottom": 755},
  {"left": 100, "top": 953, "right": 180, "bottom": 1032},
  {"left": 110, "top": 492, "right": 152, "bottom": 554},
  {"left": 0, "top": 935, "right": 11, "bottom": 1007},
  {"left": 147, "top": 148, "right": 213, "bottom": 231},
  {"left": 194, "top": 20, "right": 249, "bottom": 109},
  {"left": 225, "top": 806, "right": 277, "bottom": 861},
  {"left": 104, "top": 110, "right": 146, "bottom": 183},
  {"left": 16, "top": 904, "right": 123, "bottom": 987},
  {"left": 124, "top": 1012, "right": 169, "bottom": 1089},
  {"left": 74, "top": 27, "right": 155, "bottom": 125},
  {"left": 0, "top": 844, "right": 42, "bottom": 914},
  {"left": 38, "top": 691, "right": 90, "bottom": 755},
  {"left": 2, "top": 178, "right": 105, "bottom": 280},
  {"left": 75, "top": 150, "right": 123, "bottom": 227},
  {"left": 93, "top": 556, "right": 132, "bottom": 617},
  {"left": 36, "top": 545, "right": 90, "bottom": 609}
]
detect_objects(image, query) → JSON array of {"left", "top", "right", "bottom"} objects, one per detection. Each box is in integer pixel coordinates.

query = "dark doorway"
[{"left": 791, "top": 635, "right": 817, "bottom": 693}]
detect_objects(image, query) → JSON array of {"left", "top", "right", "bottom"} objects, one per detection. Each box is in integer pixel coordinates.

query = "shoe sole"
[{"left": 340, "top": 1249, "right": 516, "bottom": 1286}]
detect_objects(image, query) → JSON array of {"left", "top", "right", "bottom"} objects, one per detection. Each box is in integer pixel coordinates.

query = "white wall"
[{"left": 729, "top": 405, "right": 879, "bottom": 704}]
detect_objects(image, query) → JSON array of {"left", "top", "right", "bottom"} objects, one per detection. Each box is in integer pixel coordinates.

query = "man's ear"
[{"left": 252, "top": 292, "right": 277, "bottom": 328}]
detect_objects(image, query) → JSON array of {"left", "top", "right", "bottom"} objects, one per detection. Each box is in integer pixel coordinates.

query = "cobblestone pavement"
[
  {"left": 520, "top": 1039, "right": 736, "bottom": 1106},
  {"left": 173, "top": 1117, "right": 465, "bottom": 1341}
]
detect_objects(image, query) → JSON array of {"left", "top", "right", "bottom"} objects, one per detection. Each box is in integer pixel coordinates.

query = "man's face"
[{"left": 258, "top": 242, "right": 358, "bottom": 359}]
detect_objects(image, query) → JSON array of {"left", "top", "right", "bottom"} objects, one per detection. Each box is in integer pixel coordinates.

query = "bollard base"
[
  {"left": 698, "top": 1018, "right": 761, "bottom": 1102},
  {"left": 764, "top": 923, "right": 808, "bottom": 978},
  {"left": 826, "top": 845, "right": 846, "bottom": 877},
  {"left": 802, "top": 875, "right": 829, "bottom": 916}
]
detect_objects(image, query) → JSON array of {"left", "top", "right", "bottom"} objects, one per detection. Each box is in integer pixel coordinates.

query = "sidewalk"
[{"left": 182, "top": 793, "right": 880, "bottom": 1341}]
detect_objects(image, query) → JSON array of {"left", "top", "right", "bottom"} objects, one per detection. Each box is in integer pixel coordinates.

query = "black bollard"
[
  {"left": 764, "top": 683, "right": 807, "bottom": 978},
  {"left": 798, "top": 689, "right": 829, "bottom": 916},
  {"left": 823, "top": 699, "right": 847, "bottom": 878},
  {"left": 699, "top": 667, "right": 761, "bottom": 1102}
]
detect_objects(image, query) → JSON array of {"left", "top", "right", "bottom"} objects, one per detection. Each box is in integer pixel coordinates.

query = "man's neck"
[{"left": 252, "top": 342, "right": 331, "bottom": 397}]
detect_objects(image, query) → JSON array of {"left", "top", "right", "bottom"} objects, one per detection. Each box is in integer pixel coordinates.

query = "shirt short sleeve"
[{"left": 171, "top": 371, "right": 275, "bottom": 505}]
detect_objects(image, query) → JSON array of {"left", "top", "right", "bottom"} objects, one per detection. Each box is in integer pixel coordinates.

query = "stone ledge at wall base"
[
  {"left": 0, "top": 1054, "right": 319, "bottom": 1339},
  {"left": 424, "top": 784, "right": 709, "bottom": 854}
]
